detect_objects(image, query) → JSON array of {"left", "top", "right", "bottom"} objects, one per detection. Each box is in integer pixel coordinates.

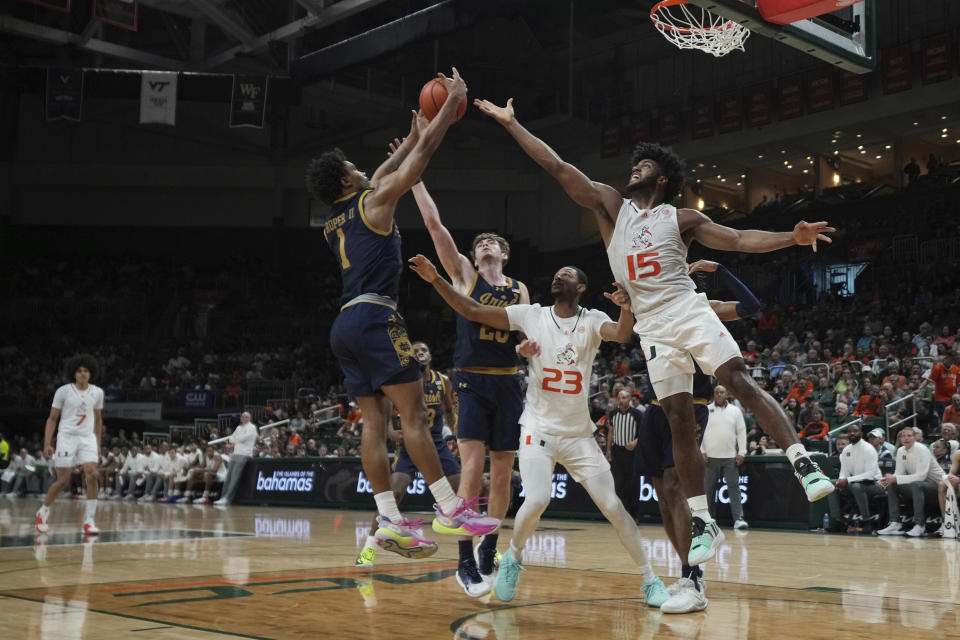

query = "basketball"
[{"left": 419, "top": 77, "right": 467, "bottom": 122}]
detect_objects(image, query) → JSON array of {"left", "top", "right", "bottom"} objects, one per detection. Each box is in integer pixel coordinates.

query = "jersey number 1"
[
  {"left": 627, "top": 252, "right": 660, "bottom": 280},
  {"left": 542, "top": 368, "right": 582, "bottom": 394},
  {"left": 336, "top": 228, "right": 351, "bottom": 269}
]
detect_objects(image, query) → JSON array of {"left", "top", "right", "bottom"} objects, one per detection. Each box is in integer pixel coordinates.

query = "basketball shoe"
[
  {"left": 35, "top": 506, "right": 50, "bottom": 533},
  {"left": 374, "top": 515, "right": 438, "bottom": 559},
  {"left": 456, "top": 558, "right": 491, "bottom": 598},
  {"left": 493, "top": 548, "right": 525, "bottom": 602},
  {"left": 474, "top": 535, "right": 500, "bottom": 586},
  {"left": 688, "top": 517, "right": 724, "bottom": 566},
  {"left": 661, "top": 577, "right": 708, "bottom": 614},
  {"left": 641, "top": 577, "right": 671, "bottom": 608},
  {"left": 83, "top": 520, "right": 100, "bottom": 536},
  {"left": 432, "top": 497, "right": 500, "bottom": 536},
  {"left": 794, "top": 458, "right": 834, "bottom": 501},
  {"left": 355, "top": 544, "right": 377, "bottom": 568}
]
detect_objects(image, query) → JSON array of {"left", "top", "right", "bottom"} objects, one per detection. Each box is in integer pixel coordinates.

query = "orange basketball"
[{"left": 418, "top": 78, "right": 467, "bottom": 122}]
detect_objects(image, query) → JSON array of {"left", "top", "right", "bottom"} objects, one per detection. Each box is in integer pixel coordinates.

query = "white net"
[{"left": 651, "top": 0, "right": 750, "bottom": 57}]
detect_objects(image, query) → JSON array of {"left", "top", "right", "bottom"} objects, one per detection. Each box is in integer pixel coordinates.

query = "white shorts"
[
  {"left": 633, "top": 291, "right": 741, "bottom": 397},
  {"left": 54, "top": 432, "right": 98, "bottom": 468},
  {"left": 518, "top": 424, "right": 609, "bottom": 484}
]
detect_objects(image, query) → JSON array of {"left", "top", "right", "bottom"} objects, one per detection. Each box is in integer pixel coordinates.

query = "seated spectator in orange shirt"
[
  {"left": 798, "top": 409, "right": 829, "bottom": 440},
  {"left": 612, "top": 357, "right": 631, "bottom": 379},
  {"left": 920, "top": 354, "right": 960, "bottom": 421},
  {"left": 781, "top": 372, "right": 814, "bottom": 408},
  {"left": 942, "top": 394, "right": 960, "bottom": 426},
  {"left": 853, "top": 384, "right": 884, "bottom": 417},
  {"left": 742, "top": 340, "right": 759, "bottom": 361}
]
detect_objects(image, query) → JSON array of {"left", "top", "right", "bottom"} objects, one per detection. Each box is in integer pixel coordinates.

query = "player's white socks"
[
  {"left": 785, "top": 443, "right": 809, "bottom": 466},
  {"left": 428, "top": 478, "right": 459, "bottom": 515},
  {"left": 38, "top": 504, "right": 50, "bottom": 519},
  {"left": 84, "top": 499, "right": 98, "bottom": 521},
  {"left": 687, "top": 495, "right": 711, "bottom": 522},
  {"left": 374, "top": 491, "right": 403, "bottom": 523},
  {"left": 364, "top": 535, "right": 377, "bottom": 549}
]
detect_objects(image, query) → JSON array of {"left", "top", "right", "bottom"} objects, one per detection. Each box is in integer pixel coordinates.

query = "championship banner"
[
  {"left": 229, "top": 75, "right": 270, "bottom": 128},
  {"left": 691, "top": 96, "right": 714, "bottom": 139},
  {"left": 921, "top": 33, "right": 952, "bottom": 85},
  {"left": 20, "top": 0, "right": 71, "bottom": 12},
  {"left": 717, "top": 91, "right": 742, "bottom": 134},
  {"left": 778, "top": 73, "right": 804, "bottom": 120},
  {"left": 745, "top": 82, "right": 772, "bottom": 127},
  {"left": 805, "top": 67, "right": 834, "bottom": 114},
  {"left": 45, "top": 68, "right": 84, "bottom": 122},
  {"left": 630, "top": 112, "right": 651, "bottom": 147},
  {"left": 140, "top": 71, "right": 177, "bottom": 125},
  {"left": 93, "top": 0, "right": 138, "bottom": 32},
  {"left": 882, "top": 44, "right": 912, "bottom": 94},
  {"left": 658, "top": 105, "right": 681, "bottom": 145}
]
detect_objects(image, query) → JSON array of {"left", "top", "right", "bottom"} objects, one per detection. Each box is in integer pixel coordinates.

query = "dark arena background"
[{"left": 1, "top": 1, "right": 959, "bottom": 638}]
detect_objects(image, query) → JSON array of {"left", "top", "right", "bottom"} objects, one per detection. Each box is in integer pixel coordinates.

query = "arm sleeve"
[
  {"left": 735, "top": 410, "right": 747, "bottom": 456},
  {"left": 52, "top": 386, "right": 65, "bottom": 409},
  {"left": 505, "top": 304, "right": 533, "bottom": 333},
  {"left": 716, "top": 265, "right": 762, "bottom": 317}
]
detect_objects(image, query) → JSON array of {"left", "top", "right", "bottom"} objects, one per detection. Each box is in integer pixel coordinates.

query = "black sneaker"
[{"left": 456, "top": 558, "right": 490, "bottom": 597}]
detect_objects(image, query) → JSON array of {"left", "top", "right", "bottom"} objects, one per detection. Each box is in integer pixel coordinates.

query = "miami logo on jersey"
[
  {"left": 631, "top": 226, "right": 653, "bottom": 249},
  {"left": 555, "top": 343, "right": 578, "bottom": 366}
]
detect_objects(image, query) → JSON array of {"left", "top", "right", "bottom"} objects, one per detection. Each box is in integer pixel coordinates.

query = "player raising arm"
[{"left": 474, "top": 95, "right": 834, "bottom": 567}]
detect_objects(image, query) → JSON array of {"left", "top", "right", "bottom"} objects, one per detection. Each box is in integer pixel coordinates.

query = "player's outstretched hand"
[
  {"left": 387, "top": 137, "right": 403, "bottom": 157},
  {"left": 603, "top": 282, "right": 631, "bottom": 310},
  {"left": 793, "top": 220, "right": 835, "bottom": 253},
  {"left": 409, "top": 254, "right": 439, "bottom": 283},
  {"left": 438, "top": 67, "right": 467, "bottom": 100},
  {"left": 687, "top": 259, "right": 719, "bottom": 274},
  {"left": 473, "top": 97, "right": 514, "bottom": 126},
  {"left": 516, "top": 339, "right": 541, "bottom": 358}
]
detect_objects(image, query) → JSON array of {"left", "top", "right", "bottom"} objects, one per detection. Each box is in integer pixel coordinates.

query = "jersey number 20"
[{"left": 542, "top": 368, "right": 582, "bottom": 394}]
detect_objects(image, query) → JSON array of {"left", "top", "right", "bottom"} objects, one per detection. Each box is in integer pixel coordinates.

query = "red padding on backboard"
[{"left": 758, "top": 0, "right": 864, "bottom": 26}]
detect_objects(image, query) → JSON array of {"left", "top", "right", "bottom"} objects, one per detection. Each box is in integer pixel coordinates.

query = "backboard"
[{"left": 682, "top": 0, "right": 876, "bottom": 73}]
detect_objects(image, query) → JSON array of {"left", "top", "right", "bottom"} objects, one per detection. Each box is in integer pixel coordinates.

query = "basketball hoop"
[{"left": 650, "top": 0, "right": 750, "bottom": 57}]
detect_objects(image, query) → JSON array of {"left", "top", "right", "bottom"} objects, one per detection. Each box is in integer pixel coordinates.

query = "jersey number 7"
[
  {"left": 627, "top": 252, "right": 661, "bottom": 280},
  {"left": 542, "top": 368, "right": 583, "bottom": 394}
]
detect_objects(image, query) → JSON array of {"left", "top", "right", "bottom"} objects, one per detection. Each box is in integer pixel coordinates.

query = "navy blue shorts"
[
  {"left": 394, "top": 441, "right": 460, "bottom": 478},
  {"left": 330, "top": 302, "right": 421, "bottom": 398},
  {"left": 454, "top": 370, "right": 522, "bottom": 451},
  {"left": 636, "top": 403, "right": 709, "bottom": 477}
]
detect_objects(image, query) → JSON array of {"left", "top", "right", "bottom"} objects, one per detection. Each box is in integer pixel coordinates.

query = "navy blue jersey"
[
  {"left": 453, "top": 273, "right": 523, "bottom": 369},
  {"left": 422, "top": 369, "right": 447, "bottom": 444},
  {"left": 323, "top": 189, "right": 402, "bottom": 304}
]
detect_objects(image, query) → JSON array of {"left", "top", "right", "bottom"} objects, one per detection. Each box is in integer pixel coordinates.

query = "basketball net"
[{"left": 651, "top": 0, "right": 750, "bottom": 57}]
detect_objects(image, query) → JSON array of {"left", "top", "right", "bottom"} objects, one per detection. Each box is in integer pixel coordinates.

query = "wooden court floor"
[{"left": 1, "top": 499, "right": 957, "bottom": 639}]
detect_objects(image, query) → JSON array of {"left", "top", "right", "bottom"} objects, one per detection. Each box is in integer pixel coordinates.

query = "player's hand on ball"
[
  {"left": 438, "top": 67, "right": 467, "bottom": 100},
  {"left": 603, "top": 282, "right": 631, "bottom": 310},
  {"left": 516, "top": 339, "right": 541, "bottom": 358},
  {"left": 687, "top": 259, "right": 719, "bottom": 274},
  {"left": 793, "top": 220, "right": 835, "bottom": 252},
  {"left": 408, "top": 254, "right": 439, "bottom": 283},
  {"left": 473, "top": 97, "right": 514, "bottom": 126}
]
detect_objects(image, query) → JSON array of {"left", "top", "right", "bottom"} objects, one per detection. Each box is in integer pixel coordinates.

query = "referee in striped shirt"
[{"left": 606, "top": 390, "right": 644, "bottom": 518}]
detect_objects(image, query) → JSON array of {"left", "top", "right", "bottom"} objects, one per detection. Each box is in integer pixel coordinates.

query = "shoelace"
[
  {"left": 459, "top": 559, "right": 484, "bottom": 582},
  {"left": 690, "top": 516, "right": 707, "bottom": 537},
  {"left": 438, "top": 496, "right": 490, "bottom": 518},
  {"left": 500, "top": 555, "right": 524, "bottom": 581}
]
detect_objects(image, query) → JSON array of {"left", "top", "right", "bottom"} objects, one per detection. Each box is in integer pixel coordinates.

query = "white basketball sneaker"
[{"left": 661, "top": 578, "right": 709, "bottom": 614}]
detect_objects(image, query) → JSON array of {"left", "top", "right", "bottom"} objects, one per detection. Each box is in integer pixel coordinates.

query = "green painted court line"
[{"left": 0, "top": 592, "right": 275, "bottom": 640}]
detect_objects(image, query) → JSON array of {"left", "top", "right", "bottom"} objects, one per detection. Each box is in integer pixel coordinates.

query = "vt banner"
[
  {"left": 45, "top": 68, "right": 84, "bottom": 122},
  {"left": 140, "top": 71, "right": 177, "bottom": 125},
  {"left": 230, "top": 75, "right": 270, "bottom": 128}
]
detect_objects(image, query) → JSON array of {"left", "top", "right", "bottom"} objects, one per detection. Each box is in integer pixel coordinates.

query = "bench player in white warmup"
[
  {"left": 37, "top": 354, "right": 104, "bottom": 535},
  {"left": 410, "top": 255, "right": 671, "bottom": 608},
  {"left": 475, "top": 97, "right": 836, "bottom": 566}
]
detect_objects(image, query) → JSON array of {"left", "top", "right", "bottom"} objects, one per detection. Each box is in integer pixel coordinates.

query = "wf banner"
[
  {"left": 140, "top": 71, "right": 177, "bottom": 125},
  {"left": 45, "top": 68, "right": 84, "bottom": 122},
  {"left": 230, "top": 75, "right": 270, "bottom": 128}
]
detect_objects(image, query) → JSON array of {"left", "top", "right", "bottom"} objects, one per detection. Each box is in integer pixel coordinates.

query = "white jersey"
[
  {"left": 607, "top": 201, "right": 696, "bottom": 320},
  {"left": 506, "top": 304, "right": 610, "bottom": 438},
  {"left": 51, "top": 383, "right": 104, "bottom": 437}
]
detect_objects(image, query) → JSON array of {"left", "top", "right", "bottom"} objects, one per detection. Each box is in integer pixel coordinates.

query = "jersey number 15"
[
  {"left": 626, "top": 252, "right": 660, "bottom": 280},
  {"left": 542, "top": 368, "right": 582, "bottom": 394}
]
